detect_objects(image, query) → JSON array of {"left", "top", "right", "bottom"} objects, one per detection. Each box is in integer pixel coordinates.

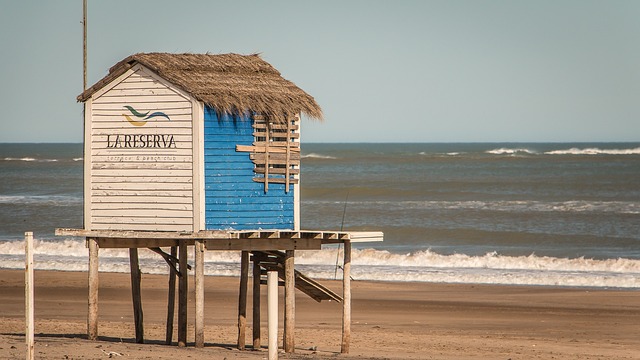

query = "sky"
[{"left": 1, "top": 1, "right": 639, "bottom": 143}]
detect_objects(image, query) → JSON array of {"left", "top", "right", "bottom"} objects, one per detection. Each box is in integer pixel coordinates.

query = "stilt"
[
  {"left": 165, "top": 246, "right": 177, "bottom": 345},
  {"left": 341, "top": 240, "right": 352, "bottom": 354},
  {"left": 252, "top": 258, "right": 261, "bottom": 350},
  {"left": 195, "top": 240, "right": 205, "bottom": 348},
  {"left": 25, "top": 232, "right": 34, "bottom": 360},
  {"left": 267, "top": 270, "right": 278, "bottom": 360},
  {"left": 284, "top": 250, "right": 295, "bottom": 353},
  {"left": 88, "top": 237, "right": 99, "bottom": 341},
  {"left": 237, "top": 251, "right": 249, "bottom": 349},
  {"left": 129, "top": 248, "right": 144, "bottom": 343},
  {"left": 178, "top": 240, "right": 188, "bottom": 347}
]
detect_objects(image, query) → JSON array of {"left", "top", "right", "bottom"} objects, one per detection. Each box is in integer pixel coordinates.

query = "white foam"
[
  {"left": 486, "top": 148, "right": 537, "bottom": 155},
  {"left": 4, "top": 157, "right": 37, "bottom": 162},
  {"left": 0, "top": 195, "right": 82, "bottom": 206},
  {"left": 301, "top": 153, "right": 337, "bottom": 160},
  {"left": 3, "top": 157, "right": 58, "bottom": 162},
  {"left": 545, "top": 147, "right": 640, "bottom": 155},
  {"left": 307, "top": 199, "right": 640, "bottom": 215},
  {"left": 2, "top": 238, "right": 638, "bottom": 288}
]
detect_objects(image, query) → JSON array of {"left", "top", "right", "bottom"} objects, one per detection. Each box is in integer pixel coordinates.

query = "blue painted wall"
[{"left": 204, "top": 106, "right": 294, "bottom": 230}]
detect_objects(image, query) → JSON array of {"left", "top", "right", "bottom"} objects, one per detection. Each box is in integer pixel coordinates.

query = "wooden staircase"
[{"left": 251, "top": 250, "right": 342, "bottom": 303}]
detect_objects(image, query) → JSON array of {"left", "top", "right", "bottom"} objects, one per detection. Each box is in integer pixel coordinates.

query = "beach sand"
[{"left": 1, "top": 269, "right": 639, "bottom": 359}]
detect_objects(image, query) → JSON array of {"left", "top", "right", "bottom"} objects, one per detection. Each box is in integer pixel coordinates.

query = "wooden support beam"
[
  {"left": 195, "top": 240, "right": 205, "bottom": 348},
  {"left": 178, "top": 240, "right": 188, "bottom": 347},
  {"left": 97, "top": 238, "right": 193, "bottom": 249},
  {"left": 205, "top": 238, "right": 321, "bottom": 251},
  {"left": 165, "top": 246, "right": 177, "bottom": 345},
  {"left": 129, "top": 248, "right": 144, "bottom": 344},
  {"left": 267, "top": 271, "right": 278, "bottom": 360},
  {"left": 264, "top": 121, "right": 270, "bottom": 193},
  {"left": 252, "top": 259, "right": 261, "bottom": 350},
  {"left": 341, "top": 240, "right": 352, "bottom": 354},
  {"left": 88, "top": 238, "right": 99, "bottom": 341},
  {"left": 25, "top": 231, "right": 34, "bottom": 360},
  {"left": 284, "top": 250, "right": 295, "bottom": 353},
  {"left": 237, "top": 251, "right": 249, "bottom": 350}
]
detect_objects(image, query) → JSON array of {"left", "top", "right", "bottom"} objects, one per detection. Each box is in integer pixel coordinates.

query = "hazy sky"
[{"left": 1, "top": 1, "right": 639, "bottom": 143}]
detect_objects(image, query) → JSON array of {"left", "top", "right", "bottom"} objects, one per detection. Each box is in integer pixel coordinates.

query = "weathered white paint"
[
  {"left": 268, "top": 270, "right": 279, "bottom": 360},
  {"left": 192, "top": 99, "right": 205, "bottom": 232},
  {"left": 86, "top": 65, "right": 195, "bottom": 231},
  {"left": 25, "top": 231, "right": 34, "bottom": 360}
]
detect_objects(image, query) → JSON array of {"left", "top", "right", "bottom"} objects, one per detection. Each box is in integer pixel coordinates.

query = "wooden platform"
[
  {"left": 55, "top": 228, "right": 383, "bottom": 250},
  {"left": 54, "top": 227, "right": 383, "bottom": 353}
]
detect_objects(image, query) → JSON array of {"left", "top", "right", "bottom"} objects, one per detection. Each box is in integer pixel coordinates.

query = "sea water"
[{"left": 1, "top": 142, "right": 639, "bottom": 288}]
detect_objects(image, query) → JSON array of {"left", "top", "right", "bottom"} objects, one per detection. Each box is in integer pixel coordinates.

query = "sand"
[{"left": 1, "top": 269, "right": 639, "bottom": 359}]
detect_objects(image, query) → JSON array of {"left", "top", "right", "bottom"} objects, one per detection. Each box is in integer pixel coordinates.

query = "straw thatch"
[{"left": 78, "top": 53, "right": 323, "bottom": 121}]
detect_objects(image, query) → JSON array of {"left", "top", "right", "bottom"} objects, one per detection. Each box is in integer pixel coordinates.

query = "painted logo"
[{"left": 122, "top": 105, "right": 171, "bottom": 126}]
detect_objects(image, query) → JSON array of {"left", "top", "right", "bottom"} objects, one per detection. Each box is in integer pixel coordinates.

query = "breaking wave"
[
  {"left": 3, "top": 157, "right": 58, "bottom": 162},
  {"left": 544, "top": 147, "right": 640, "bottom": 155},
  {"left": 486, "top": 148, "right": 537, "bottom": 155},
  {"left": 486, "top": 146, "right": 640, "bottom": 156},
  {"left": 0, "top": 195, "right": 82, "bottom": 206},
  {"left": 2, "top": 238, "right": 639, "bottom": 288},
  {"left": 301, "top": 153, "right": 337, "bottom": 160}
]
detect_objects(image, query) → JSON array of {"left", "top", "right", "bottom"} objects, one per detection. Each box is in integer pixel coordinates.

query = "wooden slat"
[
  {"left": 95, "top": 238, "right": 193, "bottom": 249},
  {"left": 250, "top": 153, "right": 300, "bottom": 161},
  {"left": 92, "top": 176, "right": 193, "bottom": 184},
  {"left": 285, "top": 120, "right": 291, "bottom": 192},
  {"left": 92, "top": 202, "right": 193, "bottom": 211},
  {"left": 253, "top": 177, "right": 299, "bottom": 184},
  {"left": 92, "top": 182, "right": 192, "bottom": 191},
  {"left": 253, "top": 123, "right": 299, "bottom": 131},
  {"left": 252, "top": 141, "right": 299, "bottom": 148},
  {"left": 91, "top": 163, "right": 193, "bottom": 170},
  {"left": 253, "top": 168, "right": 299, "bottom": 175},
  {"left": 94, "top": 93, "right": 189, "bottom": 104},
  {"left": 92, "top": 196, "right": 193, "bottom": 204},
  {"left": 264, "top": 122, "right": 270, "bottom": 192},
  {"left": 91, "top": 189, "right": 193, "bottom": 197},
  {"left": 236, "top": 145, "right": 300, "bottom": 153},
  {"left": 253, "top": 132, "right": 299, "bottom": 139},
  {"left": 92, "top": 209, "right": 193, "bottom": 218}
]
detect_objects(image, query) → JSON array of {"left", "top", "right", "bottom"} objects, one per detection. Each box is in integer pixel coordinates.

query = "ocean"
[{"left": 1, "top": 142, "right": 639, "bottom": 288}]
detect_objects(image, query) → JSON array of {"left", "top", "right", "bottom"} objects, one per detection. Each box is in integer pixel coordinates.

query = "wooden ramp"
[{"left": 251, "top": 250, "right": 342, "bottom": 303}]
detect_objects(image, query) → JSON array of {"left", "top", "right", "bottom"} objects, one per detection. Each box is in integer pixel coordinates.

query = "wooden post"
[
  {"left": 178, "top": 240, "right": 188, "bottom": 347},
  {"left": 267, "top": 270, "right": 278, "bottom": 360},
  {"left": 195, "top": 240, "right": 205, "bottom": 348},
  {"left": 252, "top": 259, "right": 261, "bottom": 350},
  {"left": 283, "top": 250, "right": 295, "bottom": 353},
  {"left": 237, "top": 251, "right": 249, "bottom": 350},
  {"left": 165, "top": 246, "right": 177, "bottom": 345},
  {"left": 25, "top": 231, "right": 34, "bottom": 360},
  {"left": 87, "top": 237, "right": 99, "bottom": 341},
  {"left": 341, "top": 240, "right": 352, "bottom": 354},
  {"left": 129, "top": 248, "right": 144, "bottom": 343}
]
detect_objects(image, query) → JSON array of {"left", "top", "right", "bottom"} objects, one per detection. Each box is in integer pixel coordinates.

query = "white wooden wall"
[{"left": 85, "top": 65, "right": 194, "bottom": 231}]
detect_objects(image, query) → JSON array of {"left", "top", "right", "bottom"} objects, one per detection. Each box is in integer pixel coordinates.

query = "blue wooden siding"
[{"left": 203, "top": 107, "right": 294, "bottom": 230}]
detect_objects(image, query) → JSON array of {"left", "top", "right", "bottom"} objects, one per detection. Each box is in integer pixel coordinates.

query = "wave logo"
[{"left": 121, "top": 105, "right": 171, "bottom": 126}]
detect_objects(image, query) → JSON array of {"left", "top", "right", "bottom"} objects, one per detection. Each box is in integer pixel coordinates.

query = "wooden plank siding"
[
  {"left": 87, "top": 66, "right": 194, "bottom": 231},
  {"left": 204, "top": 107, "right": 295, "bottom": 230}
]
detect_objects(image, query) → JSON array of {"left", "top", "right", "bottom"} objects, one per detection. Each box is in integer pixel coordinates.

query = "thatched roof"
[{"left": 78, "top": 53, "right": 322, "bottom": 120}]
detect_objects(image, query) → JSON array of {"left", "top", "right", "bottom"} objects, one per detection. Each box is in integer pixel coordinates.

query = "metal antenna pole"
[{"left": 83, "top": 0, "right": 87, "bottom": 90}]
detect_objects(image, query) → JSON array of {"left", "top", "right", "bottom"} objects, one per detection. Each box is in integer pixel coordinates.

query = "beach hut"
[
  {"left": 58, "top": 53, "right": 382, "bottom": 355},
  {"left": 77, "top": 53, "right": 321, "bottom": 232}
]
